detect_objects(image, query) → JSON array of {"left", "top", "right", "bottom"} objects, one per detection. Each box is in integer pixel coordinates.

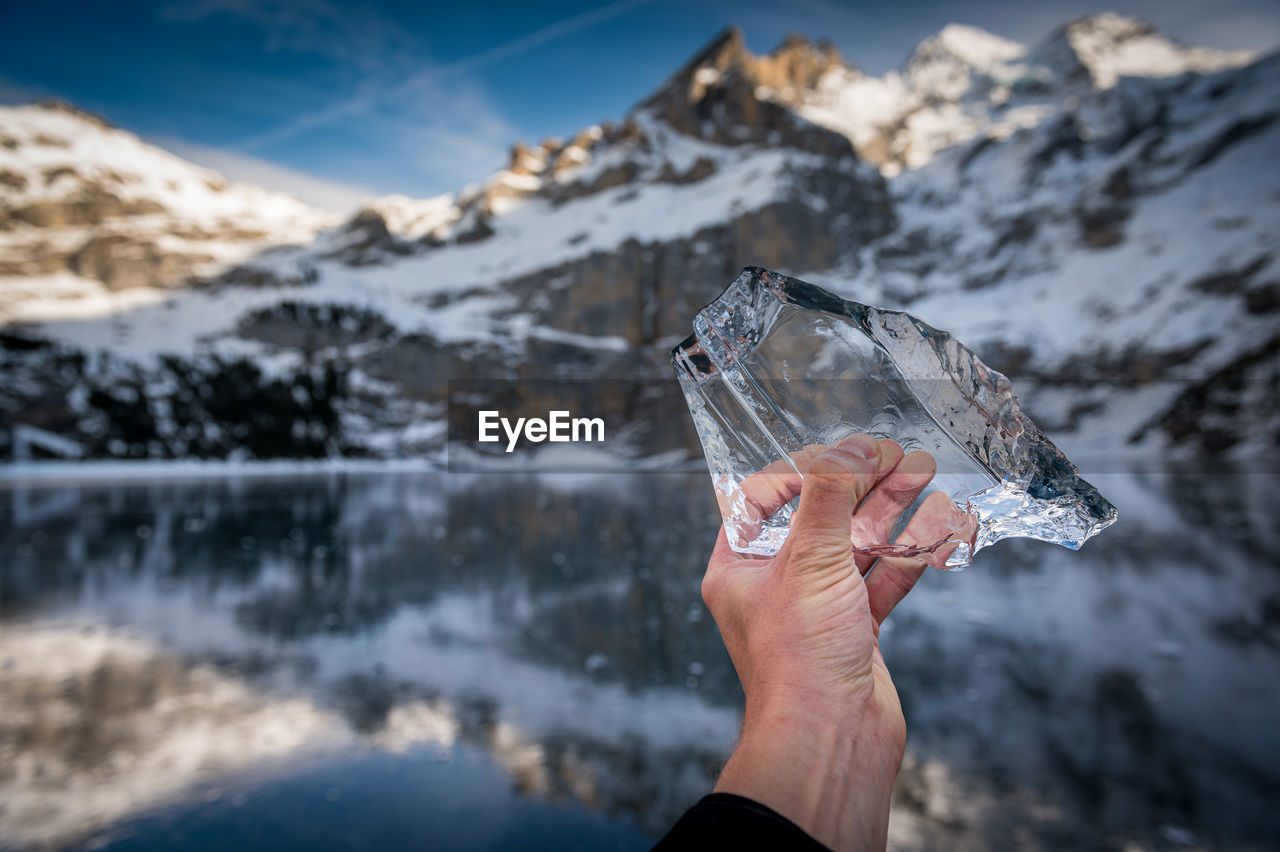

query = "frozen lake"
[{"left": 1, "top": 468, "right": 1278, "bottom": 850}]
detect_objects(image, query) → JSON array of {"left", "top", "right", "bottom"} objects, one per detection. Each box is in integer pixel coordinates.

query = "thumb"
[{"left": 786, "top": 434, "right": 882, "bottom": 564}]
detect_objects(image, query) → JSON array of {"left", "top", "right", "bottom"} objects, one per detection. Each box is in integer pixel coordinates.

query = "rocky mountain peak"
[
  {"left": 643, "top": 27, "right": 847, "bottom": 111},
  {"left": 637, "top": 28, "right": 854, "bottom": 156},
  {"left": 504, "top": 126, "right": 605, "bottom": 179},
  {"left": 753, "top": 33, "right": 847, "bottom": 97},
  {"left": 1029, "top": 12, "right": 1254, "bottom": 89},
  {"left": 907, "top": 23, "right": 1027, "bottom": 74},
  {"left": 348, "top": 29, "right": 860, "bottom": 254},
  {"left": 901, "top": 23, "right": 1029, "bottom": 103},
  {"left": 30, "top": 98, "right": 115, "bottom": 130},
  {"left": 681, "top": 25, "right": 749, "bottom": 73}
]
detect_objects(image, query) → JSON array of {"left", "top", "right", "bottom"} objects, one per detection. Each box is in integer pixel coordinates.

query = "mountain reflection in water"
[{"left": 1, "top": 469, "right": 1278, "bottom": 851}]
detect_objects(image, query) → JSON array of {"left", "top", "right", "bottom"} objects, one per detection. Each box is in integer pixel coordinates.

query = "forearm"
[
  {"left": 695, "top": 436, "right": 932, "bottom": 850},
  {"left": 713, "top": 697, "right": 902, "bottom": 851}
]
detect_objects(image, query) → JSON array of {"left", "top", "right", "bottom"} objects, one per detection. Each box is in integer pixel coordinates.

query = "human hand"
[{"left": 701, "top": 434, "right": 966, "bottom": 851}]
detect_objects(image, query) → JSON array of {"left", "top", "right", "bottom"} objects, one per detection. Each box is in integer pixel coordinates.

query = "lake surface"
[{"left": 1, "top": 468, "right": 1278, "bottom": 851}]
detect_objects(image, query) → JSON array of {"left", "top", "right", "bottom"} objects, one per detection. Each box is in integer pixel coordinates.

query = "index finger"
[
  {"left": 717, "top": 444, "right": 825, "bottom": 551},
  {"left": 734, "top": 444, "right": 825, "bottom": 516}
]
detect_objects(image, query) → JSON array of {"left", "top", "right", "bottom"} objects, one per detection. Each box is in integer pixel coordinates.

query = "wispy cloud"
[
  {"left": 151, "top": 1, "right": 653, "bottom": 198},
  {"left": 155, "top": 136, "right": 378, "bottom": 213},
  {"left": 369, "top": 78, "right": 520, "bottom": 194},
  {"left": 236, "top": 0, "right": 655, "bottom": 152},
  {"left": 161, "top": 0, "right": 417, "bottom": 78}
]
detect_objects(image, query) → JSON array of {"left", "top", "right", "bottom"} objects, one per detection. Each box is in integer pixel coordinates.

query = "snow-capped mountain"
[
  {"left": 1, "top": 13, "right": 1276, "bottom": 462},
  {"left": 0, "top": 102, "right": 336, "bottom": 323},
  {"left": 794, "top": 14, "right": 1253, "bottom": 172}
]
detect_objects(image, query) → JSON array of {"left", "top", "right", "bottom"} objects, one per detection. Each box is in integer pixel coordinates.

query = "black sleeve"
[{"left": 652, "top": 793, "right": 831, "bottom": 851}]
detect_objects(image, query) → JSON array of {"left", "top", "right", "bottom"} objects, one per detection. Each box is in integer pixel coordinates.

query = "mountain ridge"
[{"left": 1, "top": 12, "right": 1276, "bottom": 462}]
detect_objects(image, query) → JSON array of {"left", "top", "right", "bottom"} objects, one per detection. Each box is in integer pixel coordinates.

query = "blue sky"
[{"left": 2, "top": 0, "right": 1277, "bottom": 210}]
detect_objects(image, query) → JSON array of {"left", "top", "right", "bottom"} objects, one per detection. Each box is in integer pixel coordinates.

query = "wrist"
[{"left": 714, "top": 695, "right": 902, "bottom": 851}]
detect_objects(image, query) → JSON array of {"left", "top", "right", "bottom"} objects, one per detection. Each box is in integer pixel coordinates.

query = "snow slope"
[{"left": 0, "top": 103, "right": 323, "bottom": 224}]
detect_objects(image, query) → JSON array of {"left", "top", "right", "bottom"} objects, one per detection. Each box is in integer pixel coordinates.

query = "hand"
[{"left": 700, "top": 434, "right": 965, "bottom": 851}]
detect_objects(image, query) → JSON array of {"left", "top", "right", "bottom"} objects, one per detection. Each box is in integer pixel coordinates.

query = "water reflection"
[{"left": 1, "top": 469, "right": 1278, "bottom": 850}]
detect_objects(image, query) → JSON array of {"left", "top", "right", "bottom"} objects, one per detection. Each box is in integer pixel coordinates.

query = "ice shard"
[{"left": 672, "top": 267, "right": 1117, "bottom": 569}]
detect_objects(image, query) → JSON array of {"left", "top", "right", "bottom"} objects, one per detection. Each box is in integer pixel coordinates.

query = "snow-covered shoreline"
[
  {"left": 0, "top": 457, "right": 439, "bottom": 483},
  {"left": 0, "top": 451, "right": 711, "bottom": 483}
]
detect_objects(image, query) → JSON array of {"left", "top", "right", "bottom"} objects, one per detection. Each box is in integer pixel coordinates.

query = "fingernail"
[{"left": 836, "top": 434, "right": 878, "bottom": 459}]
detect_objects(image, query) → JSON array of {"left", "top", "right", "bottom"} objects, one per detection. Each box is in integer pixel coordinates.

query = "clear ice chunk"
[{"left": 671, "top": 268, "right": 1118, "bottom": 569}]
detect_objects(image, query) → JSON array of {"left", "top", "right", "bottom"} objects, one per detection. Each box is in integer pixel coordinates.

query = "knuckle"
[
  {"left": 807, "top": 447, "right": 875, "bottom": 479},
  {"left": 883, "top": 472, "right": 930, "bottom": 498},
  {"left": 875, "top": 560, "right": 921, "bottom": 602},
  {"left": 917, "top": 489, "right": 956, "bottom": 517},
  {"left": 889, "top": 565, "right": 918, "bottom": 598},
  {"left": 849, "top": 517, "right": 879, "bottom": 548}
]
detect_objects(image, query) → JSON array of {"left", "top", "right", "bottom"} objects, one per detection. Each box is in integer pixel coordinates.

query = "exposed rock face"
[
  {"left": 1149, "top": 335, "right": 1280, "bottom": 453},
  {"left": 318, "top": 208, "right": 414, "bottom": 265},
  {"left": 496, "top": 161, "right": 894, "bottom": 344},
  {"left": 3, "top": 192, "right": 166, "bottom": 229},
  {"left": 70, "top": 234, "right": 215, "bottom": 291}
]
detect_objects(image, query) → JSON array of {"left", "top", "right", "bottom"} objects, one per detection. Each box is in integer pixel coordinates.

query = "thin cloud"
[
  {"left": 374, "top": 78, "right": 521, "bottom": 194},
  {"left": 161, "top": 0, "right": 417, "bottom": 76},
  {"left": 155, "top": 136, "right": 378, "bottom": 213},
  {"left": 238, "top": 0, "right": 655, "bottom": 152}
]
